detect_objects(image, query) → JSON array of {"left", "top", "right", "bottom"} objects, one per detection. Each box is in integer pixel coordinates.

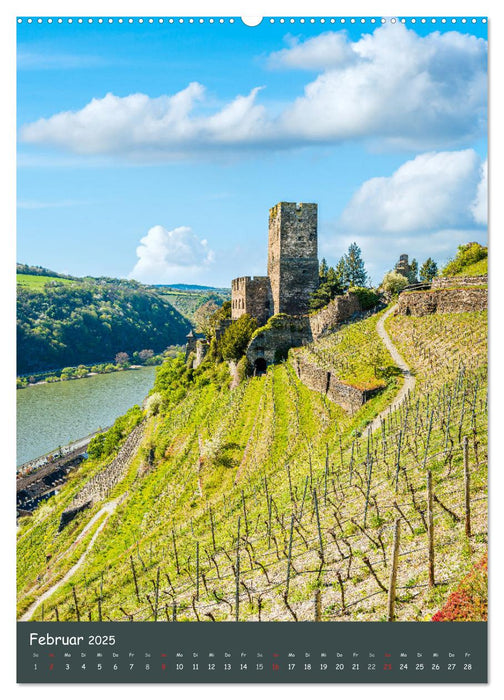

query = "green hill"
[
  {"left": 17, "top": 306, "right": 487, "bottom": 622},
  {"left": 155, "top": 288, "right": 230, "bottom": 323},
  {"left": 17, "top": 276, "right": 191, "bottom": 374}
]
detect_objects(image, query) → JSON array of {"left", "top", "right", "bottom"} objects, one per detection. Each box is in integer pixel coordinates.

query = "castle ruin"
[
  {"left": 395, "top": 254, "right": 411, "bottom": 279},
  {"left": 231, "top": 202, "right": 319, "bottom": 325},
  {"left": 187, "top": 200, "right": 363, "bottom": 377}
]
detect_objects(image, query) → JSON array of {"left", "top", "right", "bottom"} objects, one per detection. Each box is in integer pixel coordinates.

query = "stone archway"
[{"left": 254, "top": 357, "right": 267, "bottom": 375}]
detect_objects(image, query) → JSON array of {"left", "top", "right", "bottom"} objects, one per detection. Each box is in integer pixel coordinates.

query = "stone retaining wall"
[
  {"left": 397, "top": 287, "right": 487, "bottom": 316},
  {"left": 59, "top": 422, "right": 145, "bottom": 530},
  {"left": 431, "top": 275, "right": 487, "bottom": 289},
  {"left": 290, "top": 353, "right": 380, "bottom": 413}
]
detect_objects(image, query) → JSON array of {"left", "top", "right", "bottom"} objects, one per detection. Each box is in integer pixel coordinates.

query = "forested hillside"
[{"left": 17, "top": 278, "right": 191, "bottom": 374}]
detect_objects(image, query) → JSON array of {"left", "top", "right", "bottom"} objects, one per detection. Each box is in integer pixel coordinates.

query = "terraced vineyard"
[
  {"left": 298, "top": 311, "right": 395, "bottom": 390},
  {"left": 17, "top": 307, "right": 487, "bottom": 623}
]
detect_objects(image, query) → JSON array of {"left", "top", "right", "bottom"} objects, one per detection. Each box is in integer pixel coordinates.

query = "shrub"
[
  {"left": 380, "top": 271, "right": 409, "bottom": 295},
  {"left": 432, "top": 555, "right": 487, "bottom": 621},
  {"left": 349, "top": 286, "right": 380, "bottom": 310},
  {"left": 145, "top": 392, "right": 162, "bottom": 417},
  {"left": 219, "top": 314, "right": 257, "bottom": 362},
  {"left": 442, "top": 242, "right": 487, "bottom": 276},
  {"left": 88, "top": 405, "right": 143, "bottom": 460}
]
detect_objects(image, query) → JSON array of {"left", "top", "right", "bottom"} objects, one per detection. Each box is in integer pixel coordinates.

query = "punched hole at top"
[{"left": 241, "top": 17, "right": 263, "bottom": 26}]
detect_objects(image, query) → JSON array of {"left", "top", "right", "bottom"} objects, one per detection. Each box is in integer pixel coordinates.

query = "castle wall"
[
  {"left": 245, "top": 293, "right": 362, "bottom": 369},
  {"left": 246, "top": 316, "right": 310, "bottom": 367},
  {"left": 185, "top": 332, "right": 197, "bottom": 361},
  {"left": 267, "top": 202, "right": 319, "bottom": 316},
  {"left": 308, "top": 292, "right": 361, "bottom": 340},
  {"left": 194, "top": 339, "right": 209, "bottom": 368},
  {"left": 397, "top": 287, "right": 488, "bottom": 316},
  {"left": 231, "top": 276, "right": 272, "bottom": 326}
]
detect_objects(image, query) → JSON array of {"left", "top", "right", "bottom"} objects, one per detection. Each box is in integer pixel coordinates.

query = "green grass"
[
  {"left": 16, "top": 274, "right": 75, "bottom": 290},
  {"left": 17, "top": 307, "right": 487, "bottom": 623},
  {"left": 296, "top": 310, "right": 395, "bottom": 390},
  {"left": 455, "top": 258, "right": 488, "bottom": 276}
]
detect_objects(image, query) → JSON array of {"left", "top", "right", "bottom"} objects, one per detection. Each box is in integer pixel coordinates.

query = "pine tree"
[
  {"left": 408, "top": 259, "right": 419, "bottom": 283},
  {"left": 319, "top": 258, "right": 329, "bottom": 281},
  {"left": 343, "top": 242, "right": 368, "bottom": 287},
  {"left": 335, "top": 257, "right": 348, "bottom": 290},
  {"left": 420, "top": 258, "right": 438, "bottom": 282}
]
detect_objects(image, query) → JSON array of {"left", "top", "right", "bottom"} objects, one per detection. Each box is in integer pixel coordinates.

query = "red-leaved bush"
[{"left": 432, "top": 554, "right": 487, "bottom": 622}]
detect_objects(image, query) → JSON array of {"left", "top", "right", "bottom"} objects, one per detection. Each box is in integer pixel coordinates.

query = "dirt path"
[
  {"left": 366, "top": 304, "right": 416, "bottom": 435},
  {"left": 20, "top": 499, "right": 120, "bottom": 621}
]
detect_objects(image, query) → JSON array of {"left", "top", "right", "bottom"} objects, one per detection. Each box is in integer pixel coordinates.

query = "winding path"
[
  {"left": 366, "top": 304, "right": 416, "bottom": 434},
  {"left": 20, "top": 498, "right": 121, "bottom": 621}
]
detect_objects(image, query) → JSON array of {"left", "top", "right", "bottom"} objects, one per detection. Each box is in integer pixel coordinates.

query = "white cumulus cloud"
[
  {"left": 339, "top": 149, "right": 483, "bottom": 234},
  {"left": 278, "top": 24, "right": 487, "bottom": 148},
  {"left": 268, "top": 31, "right": 356, "bottom": 70},
  {"left": 322, "top": 149, "right": 488, "bottom": 282},
  {"left": 470, "top": 159, "right": 488, "bottom": 225},
  {"left": 129, "top": 225, "right": 215, "bottom": 284},
  {"left": 19, "top": 24, "right": 486, "bottom": 160}
]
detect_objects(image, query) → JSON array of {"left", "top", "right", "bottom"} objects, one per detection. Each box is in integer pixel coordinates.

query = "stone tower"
[
  {"left": 267, "top": 202, "right": 319, "bottom": 316},
  {"left": 395, "top": 254, "right": 411, "bottom": 279}
]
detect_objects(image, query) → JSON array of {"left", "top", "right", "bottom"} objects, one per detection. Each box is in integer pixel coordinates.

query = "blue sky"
[{"left": 17, "top": 16, "right": 488, "bottom": 287}]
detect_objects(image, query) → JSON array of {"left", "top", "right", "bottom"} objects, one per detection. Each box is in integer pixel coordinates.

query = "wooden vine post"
[
  {"left": 463, "top": 435, "right": 471, "bottom": 537},
  {"left": 314, "top": 589, "right": 322, "bottom": 622},
  {"left": 427, "top": 470, "right": 435, "bottom": 587},
  {"left": 154, "top": 566, "right": 160, "bottom": 621},
  {"left": 387, "top": 518, "right": 401, "bottom": 621},
  {"left": 313, "top": 489, "right": 324, "bottom": 560},
  {"left": 196, "top": 542, "right": 200, "bottom": 601},
  {"left": 235, "top": 517, "right": 241, "bottom": 622},
  {"left": 284, "top": 514, "right": 294, "bottom": 598}
]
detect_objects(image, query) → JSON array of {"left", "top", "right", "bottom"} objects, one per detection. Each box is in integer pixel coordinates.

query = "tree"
[
  {"left": 381, "top": 271, "right": 409, "bottom": 295},
  {"left": 309, "top": 261, "right": 346, "bottom": 311},
  {"left": 335, "top": 257, "right": 349, "bottom": 291},
  {"left": 319, "top": 258, "right": 329, "bottom": 281},
  {"left": 193, "top": 300, "right": 220, "bottom": 338},
  {"left": 408, "top": 259, "right": 419, "bottom": 284},
  {"left": 343, "top": 242, "right": 368, "bottom": 287},
  {"left": 138, "top": 349, "right": 154, "bottom": 362},
  {"left": 219, "top": 314, "right": 257, "bottom": 362},
  {"left": 115, "top": 351, "right": 130, "bottom": 367},
  {"left": 420, "top": 258, "right": 438, "bottom": 282}
]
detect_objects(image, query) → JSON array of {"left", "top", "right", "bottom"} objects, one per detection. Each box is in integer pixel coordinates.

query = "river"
[{"left": 16, "top": 367, "right": 157, "bottom": 466}]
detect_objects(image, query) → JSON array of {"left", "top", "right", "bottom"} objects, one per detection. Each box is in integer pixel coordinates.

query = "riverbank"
[
  {"left": 17, "top": 361, "right": 163, "bottom": 389},
  {"left": 17, "top": 365, "right": 156, "bottom": 466}
]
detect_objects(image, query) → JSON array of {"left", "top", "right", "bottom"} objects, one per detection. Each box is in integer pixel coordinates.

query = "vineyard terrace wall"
[
  {"left": 289, "top": 352, "right": 381, "bottom": 413},
  {"left": 397, "top": 287, "right": 487, "bottom": 317},
  {"left": 59, "top": 423, "right": 145, "bottom": 530},
  {"left": 431, "top": 274, "right": 488, "bottom": 289}
]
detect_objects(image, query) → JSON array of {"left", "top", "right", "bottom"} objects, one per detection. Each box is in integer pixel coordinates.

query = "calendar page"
[{"left": 16, "top": 12, "right": 488, "bottom": 684}]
